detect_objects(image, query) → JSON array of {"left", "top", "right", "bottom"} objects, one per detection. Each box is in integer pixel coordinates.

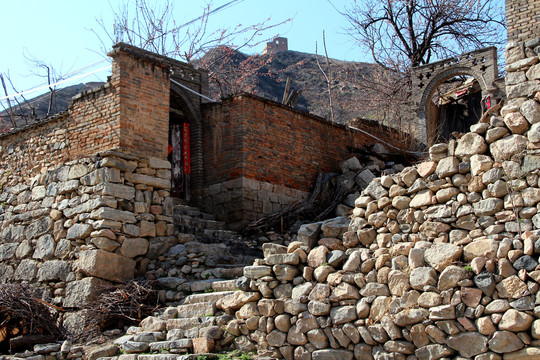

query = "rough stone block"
[
  {"left": 78, "top": 249, "right": 135, "bottom": 282},
  {"left": 64, "top": 277, "right": 110, "bottom": 307}
]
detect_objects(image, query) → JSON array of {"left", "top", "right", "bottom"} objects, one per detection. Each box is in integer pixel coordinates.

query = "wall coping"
[
  {"left": 202, "top": 92, "right": 417, "bottom": 154},
  {"left": 0, "top": 82, "right": 112, "bottom": 139},
  {"left": 202, "top": 92, "right": 404, "bottom": 137},
  {"left": 0, "top": 111, "right": 69, "bottom": 139},
  {"left": 109, "top": 42, "right": 209, "bottom": 77}
]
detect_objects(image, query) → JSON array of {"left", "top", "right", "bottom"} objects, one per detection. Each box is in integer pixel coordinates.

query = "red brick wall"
[
  {"left": 0, "top": 45, "right": 174, "bottom": 181},
  {"left": 69, "top": 85, "right": 121, "bottom": 157},
  {"left": 203, "top": 94, "right": 408, "bottom": 192},
  {"left": 110, "top": 49, "right": 170, "bottom": 159}
]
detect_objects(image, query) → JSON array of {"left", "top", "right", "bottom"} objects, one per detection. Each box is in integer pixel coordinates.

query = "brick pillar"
[{"left": 109, "top": 43, "right": 170, "bottom": 159}]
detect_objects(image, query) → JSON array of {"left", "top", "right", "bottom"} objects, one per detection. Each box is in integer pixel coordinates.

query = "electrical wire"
[
  {"left": 148, "top": 0, "right": 246, "bottom": 42},
  {"left": 170, "top": 78, "right": 217, "bottom": 102},
  {"left": 0, "top": 65, "right": 111, "bottom": 101},
  {"left": 2, "top": 0, "right": 244, "bottom": 104},
  {"left": 1, "top": 59, "right": 110, "bottom": 102}
]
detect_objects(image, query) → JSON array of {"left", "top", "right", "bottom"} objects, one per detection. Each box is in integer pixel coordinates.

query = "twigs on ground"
[
  {"left": 242, "top": 172, "right": 355, "bottom": 234},
  {"left": 0, "top": 284, "right": 63, "bottom": 351}
]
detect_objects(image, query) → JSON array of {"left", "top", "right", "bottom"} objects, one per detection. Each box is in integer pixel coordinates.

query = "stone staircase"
[
  {"left": 173, "top": 203, "right": 241, "bottom": 243},
  {"left": 148, "top": 203, "right": 261, "bottom": 306},
  {"left": 98, "top": 280, "right": 242, "bottom": 359},
  {"left": 10, "top": 204, "right": 259, "bottom": 360}
]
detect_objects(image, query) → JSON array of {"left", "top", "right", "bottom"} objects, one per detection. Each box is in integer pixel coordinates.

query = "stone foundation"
[
  {"left": 0, "top": 152, "right": 175, "bottom": 308},
  {"left": 202, "top": 177, "right": 309, "bottom": 230}
]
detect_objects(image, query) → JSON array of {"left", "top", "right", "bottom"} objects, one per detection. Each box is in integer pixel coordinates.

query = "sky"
[{"left": 0, "top": 0, "right": 365, "bottom": 103}]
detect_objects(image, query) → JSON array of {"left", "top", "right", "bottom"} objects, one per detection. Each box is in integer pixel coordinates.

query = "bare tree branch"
[
  {"left": 315, "top": 31, "right": 335, "bottom": 123},
  {"left": 90, "top": 0, "right": 290, "bottom": 99},
  {"left": 333, "top": 0, "right": 505, "bottom": 70}
]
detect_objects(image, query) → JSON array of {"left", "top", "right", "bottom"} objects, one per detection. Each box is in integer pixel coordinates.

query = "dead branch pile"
[
  {"left": 0, "top": 284, "right": 63, "bottom": 352},
  {"left": 81, "top": 280, "right": 158, "bottom": 341}
]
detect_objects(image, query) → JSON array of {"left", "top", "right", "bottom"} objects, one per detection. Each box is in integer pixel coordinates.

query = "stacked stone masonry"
[
  {"left": 0, "top": 154, "right": 175, "bottom": 319},
  {"left": 203, "top": 177, "right": 309, "bottom": 228},
  {"left": 207, "top": 37, "right": 540, "bottom": 359},
  {"left": 75, "top": 37, "right": 540, "bottom": 360},
  {"left": 7, "top": 28, "right": 540, "bottom": 360},
  {"left": 0, "top": 43, "right": 188, "bottom": 325}
]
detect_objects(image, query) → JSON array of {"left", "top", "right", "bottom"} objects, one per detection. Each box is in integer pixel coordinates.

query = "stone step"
[
  {"left": 173, "top": 216, "right": 228, "bottom": 234},
  {"left": 137, "top": 356, "right": 214, "bottom": 360},
  {"left": 176, "top": 302, "right": 216, "bottom": 318},
  {"left": 201, "top": 229, "right": 241, "bottom": 241},
  {"left": 184, "top": 279, "right": 239, "bottom": 293},
  {"left": 149, "top": 339, "right": 192, "bottom": 353},
  {"left": 182, "top": 291, "right": 235, "bottom": 305},
  {"left": 174, "top": 204, "right": 216, "bottom": 221},
  {"left": 166, "top": 316, "right": 216, "bottom": 331},
  {"left": 210, "top": 280, "right": 237, "bottom": 292}
]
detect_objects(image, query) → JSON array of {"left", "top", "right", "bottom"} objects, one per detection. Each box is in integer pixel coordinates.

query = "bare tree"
[
  {"left": 315, "top": 31, "right": 336, "bottom": 123},
  {"left": 335, "top": 0, "right": 506, "bottom": 71},
  {"left": 0, "top": 53, "right": 67, "bottom": 133},
  {"left": 328, "top": 0, "right": 505, "bottom": 136},
  {"left": 92, "top": 0, "right": 290, "bottom": 98}
]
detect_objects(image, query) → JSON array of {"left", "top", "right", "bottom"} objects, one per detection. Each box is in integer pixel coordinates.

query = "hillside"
[{"left": 199, "top": 47, "right": 378, "bottom": 123}]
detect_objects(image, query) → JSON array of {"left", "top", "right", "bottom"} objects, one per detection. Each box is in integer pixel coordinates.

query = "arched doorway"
[
  {"left": 411, "top": 47, "right": 500, "bottom": 145},
  {"left": 420, "top": 69, "right": 488, "bottom": 144}
]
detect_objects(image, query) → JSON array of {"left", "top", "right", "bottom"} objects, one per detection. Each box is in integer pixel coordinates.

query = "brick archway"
[{"left": 411, "top": 47, "right": 499, "bottom": 144}]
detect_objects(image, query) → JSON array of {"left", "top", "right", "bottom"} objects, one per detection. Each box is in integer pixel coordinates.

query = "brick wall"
[
  {"left": 0, "top": 46, "right": 172, "bottom": 181},
  {"left": 69, "top": 84, "right": 121, "bottom": 157},
  {"left": 110, "top": 45, "right": 170, "bottom": 159},
  {"left": 0, "top": 43, "right": 209, "bottom": 186},
  {"left": 201, "top": 94, "right": 409, "bottom": 228},
  {"left": 506, "top": 0, "right": 540, "bottom": 42},
  {"left": 0, "top": 84, "right": 120, "bottom": 180},
  {"left": 203, "top": 94, "right": 408, "bottom": 192}
]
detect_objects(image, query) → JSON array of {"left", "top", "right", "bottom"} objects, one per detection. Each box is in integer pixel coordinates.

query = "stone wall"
[
  {"left": 204, "top": 177, "right": 309, "bottom": 227},
  {"left": 201, "top": 94, "right": 411, "bottom": 229},
  {"left": 214, "top": 37, "right": 540, "bottom": 359},
  {"left": 0, "top": 153, "right": 174, "bottom": 311},
  {"left": 263, "top": 37, "right": 289, "bottom": 55},
  {"left": 0, "top": 44, "right": 192, "bottom": 318},
  {"left": 506, "top": 0, "right": 540, "bottom": 43}
]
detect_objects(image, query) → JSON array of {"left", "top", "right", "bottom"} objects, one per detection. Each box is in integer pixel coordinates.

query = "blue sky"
[{"left": 0, "top": 0, "right": 363, "bottom": 101}]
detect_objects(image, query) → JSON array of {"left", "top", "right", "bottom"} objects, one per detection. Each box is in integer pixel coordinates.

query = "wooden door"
[{"left": 169, "top": 119, "right": 191, "bottom": 201}]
